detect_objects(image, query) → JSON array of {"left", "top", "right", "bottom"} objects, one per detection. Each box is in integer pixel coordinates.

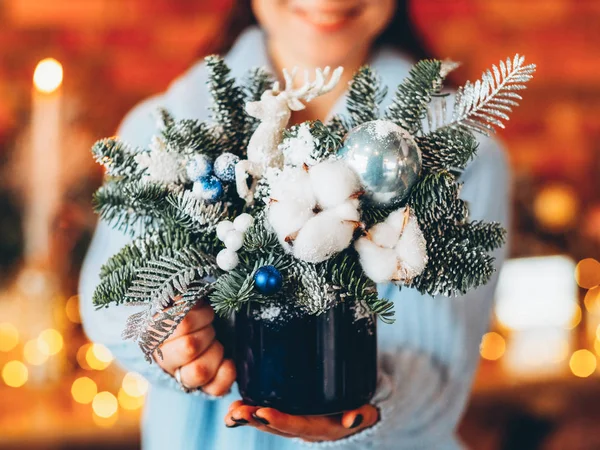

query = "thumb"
[{"left": 341, "top": 404, "right": 379, "bottom": 430}]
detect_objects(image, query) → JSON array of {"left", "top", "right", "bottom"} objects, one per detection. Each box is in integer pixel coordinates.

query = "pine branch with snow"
[{"left": 345, "top": 65, "right": 388, "bottom": 129}]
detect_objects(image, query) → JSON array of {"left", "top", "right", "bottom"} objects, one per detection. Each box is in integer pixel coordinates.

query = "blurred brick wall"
[{"left": 0, "top": 0, "right": 598, "bottom": 228}]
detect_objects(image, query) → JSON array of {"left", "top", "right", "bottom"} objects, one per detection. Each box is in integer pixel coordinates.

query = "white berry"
[
  {"left": 216, "top": 249, "right": 239, "bottom": 271},
  {"left": 216, "top": 220, "right": 235, "bottom": 242},
  {"left": 233, "top": 213, "right": 254, "bottom": 233},
  {"left": 224, "top": 230, "right": 244, "bottom": 251}
]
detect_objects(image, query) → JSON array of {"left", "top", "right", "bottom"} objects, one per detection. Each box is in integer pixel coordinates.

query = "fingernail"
[
  {"left": 252, "top": 412, "right": 270, "bottom": 425},
  {"left": 226, "top": 423, "right": 242, "bottom": 428},
  {"left": 350, "top": 414, "right": 363, "bottom": 429},
  {"left": 231, "top": 417, "right": 249, "bottom": 424}
]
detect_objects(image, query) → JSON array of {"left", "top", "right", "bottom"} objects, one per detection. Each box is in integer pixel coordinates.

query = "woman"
[{"left": 80, "top": 1, "right": 509, "bottom": 448}]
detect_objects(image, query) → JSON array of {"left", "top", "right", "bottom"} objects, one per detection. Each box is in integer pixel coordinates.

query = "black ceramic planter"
[{"left": 234, "top": 300, "right": 377, "bottom": 416}]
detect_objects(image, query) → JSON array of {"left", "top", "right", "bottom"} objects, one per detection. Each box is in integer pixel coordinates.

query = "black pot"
[{"left": 234, "top": 300, "right": 377, "bottom": 416}]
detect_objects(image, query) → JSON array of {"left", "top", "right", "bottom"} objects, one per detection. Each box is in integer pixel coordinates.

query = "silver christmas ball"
[{"left": 337, "top": 120, "right": 422, "bottom": 206}]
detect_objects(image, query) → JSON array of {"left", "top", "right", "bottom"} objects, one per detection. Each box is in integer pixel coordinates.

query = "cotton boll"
[
  {"left": 329, "top": 199, "right": 360, "bottom": 222},
  {"left": 216, "top": 220, "right": 235, "bottom": 242},
  {"left": 369, "top": 222, "right": 401, "bottom": 249},
  {"left": 269, "top": 166, "right": 316, "bottom": 207},
  {"left": 267, "top": 201, "right": 314, "bottom": 242},
  {"left": 309, "top": 160, "right": 361, "bottom": 208},
  {"left": 394, "top": 213, "right": 428, "bottom": 280},
  {"left": 292, "top": 211, "right": 355, "bottom": 263},
  {"left": 224, "top": 230, "right": 244, "bottom": 251},
  {"left": 216, "top": 249, "right": 239, "bottom": 271},
  {"left": 385, "top": 207, "right": 409, "bottom": 235},
  {"left": 355, "top": 238, "right": 398, "bottom": 283},
  {"left": 233, "top": 213, "right": 254, "bottom": 233}
]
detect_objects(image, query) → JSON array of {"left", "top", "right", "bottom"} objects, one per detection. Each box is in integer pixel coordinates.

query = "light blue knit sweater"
[{"left": 79, "top": 27, "right": 509, "bottom": 450}]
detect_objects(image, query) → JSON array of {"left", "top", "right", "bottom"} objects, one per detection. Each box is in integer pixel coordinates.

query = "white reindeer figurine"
[{"left": 235, "top": 66, "right": 344, "bottom": 204}]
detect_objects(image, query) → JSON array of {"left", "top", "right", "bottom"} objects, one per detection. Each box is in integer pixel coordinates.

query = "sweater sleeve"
[
  {"left": 305, "top": 136, "right": 510, "bottom": 449},
  {"left": 79, "top": 97, "right": 221, "bottom": 397}
]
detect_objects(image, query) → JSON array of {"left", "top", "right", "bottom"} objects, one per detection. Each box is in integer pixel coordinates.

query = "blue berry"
[
  {"left": 193, "top": 176, "right": 223, "bottom": 203},
  {"left": 254, "top": 265, "right": 283, "bottom": 295},
  {"left": 186, "top": 155, "right": 213, "bottom": 181},
  {"left": 214, "top": 152, "right": 240, "bottom": 182}
]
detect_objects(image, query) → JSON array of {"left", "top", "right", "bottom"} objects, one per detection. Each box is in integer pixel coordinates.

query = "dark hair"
[{"left": 208, "top": 0, "right": 431, "bottom": 61}]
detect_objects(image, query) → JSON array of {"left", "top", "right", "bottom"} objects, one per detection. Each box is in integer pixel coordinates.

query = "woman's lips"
[{"left": 292, "top": 5, "right": 362, "bottom": 32}]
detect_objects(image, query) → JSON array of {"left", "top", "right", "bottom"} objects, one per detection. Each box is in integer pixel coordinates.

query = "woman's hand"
[
  {"left": 155, "top": 302, "right": 236, "bottom": 396},
  {"left": 225, "top": 401, "right": 379, "bottom": 442}
]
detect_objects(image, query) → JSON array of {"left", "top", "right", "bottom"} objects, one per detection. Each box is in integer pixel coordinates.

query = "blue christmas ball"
[
  {"left": 194, "top": 176, "right": 224, "bottom": 203},
  {"left": 214, "top": 152, "right": 240, "bottom": 182},
  {"left": 186, "top": 154, "right": 213, "bottom": 181},
  {"left": 254, "top": 265, "right": 283, "bottom": 295},
  {"left": 337, "top": 120, "right": 422, "bottom": 206}
]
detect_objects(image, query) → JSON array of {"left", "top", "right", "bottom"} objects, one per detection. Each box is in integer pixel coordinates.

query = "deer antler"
[{"left": 279, "top": 66, "right": 344, "bottom": 107}]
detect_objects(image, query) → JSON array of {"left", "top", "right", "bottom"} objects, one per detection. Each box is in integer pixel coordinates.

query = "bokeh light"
[
  {"left": 71, "top": 377, "right": 98, "bottom": 404},
  {"left": 23, "top": 339, "right": 49, "bottom": 365},
  {"left": 33, "top": 58, "right": 63, "bottom": 94},
  {"left": 2, "top": 361, "right": 28, "bottom": 387},
  {"left": 118, "top": 388, "right": 145, "bottom": 411},
  {"left": 122, "top": 372, "right": 149, "bottom": 397},
  {"left": 584, "top": 286, "right": 600, "bottom": 312},
  {"left": 575, "top": 258, "right": 600, "bottom": 290},
  {"left": 77, "top": 343, "right": 92, "bottom": 370},
  {"left": 533, "top": 183, "right": 578, "bottom": 231},
  {"left": 65, "top": 295, "right": 81, "bottom": 323},
  {"left": 480, "top": 332, "right": 506, "bottom": 361},
  {"left": 569, "top": 349, "right": 597, "bottom": 378},
  {"left": 38, "top": 329, "right": 63, "bottom": 356},
  {"left": 85, "top": 344, "right": 113, "bottom": 370},
  {"left": 92, "top": 410, "right": 119, "bottom": 428},
  {"left": 92, "top": 391, "right": 118, "bottom": 418},
  {"left": 0, "top": 323, "right": 19, "bottom": 352},
  {"left": 565, "top": 304, "right": 582, "bottom": 330}
]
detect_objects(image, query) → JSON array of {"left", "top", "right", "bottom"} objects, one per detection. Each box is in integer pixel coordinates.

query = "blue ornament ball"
[
  {"left": 186, "top": 155, "right": 213, "bottom": 181},
  {"left": 194, "top": 176, "right": 224, "bottom": 203},
  {"left": 254, "top": 265, "right": 283, "bottom": 295},
  {"left": 337, "top": 120, "right": 422, "bottom": 206},
  {"left": 214, "top": 152, "right": 240, "bottom": 182}
]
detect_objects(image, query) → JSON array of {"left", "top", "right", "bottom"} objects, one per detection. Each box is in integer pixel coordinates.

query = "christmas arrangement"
[{"left": 91, "top": 54, "right": 535, "bottom": 365}]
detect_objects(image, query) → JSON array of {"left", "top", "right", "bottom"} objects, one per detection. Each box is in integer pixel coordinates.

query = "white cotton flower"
[
  {"left": 268, "top": 201, "right": 314, "bottom": 245},
  {"left": 280, "top": 123, "right": 317, "bottom": 167},
  {"left": 269, "top": 166, "right": 316, "bottom": 207},
  {"left": 265, "top": 159, "right": 363, "bottom": 262},
  {"left": 135, "top": 136, "right": 186, "bottom": 184},
  {"left": 292, "top": 210, "right": 357, "bottom": 263},
  {"left": 355, "top": 207, "right": 428, "bottom": 283},
  {"left": 308, "top": 159, "right": 361, "bottom": 208},
  {"left": 354, "top": 238, "right": 398, "bottom": 283},
  {"left": 394, "top": 212, "right": 428, "bottom": 280}
]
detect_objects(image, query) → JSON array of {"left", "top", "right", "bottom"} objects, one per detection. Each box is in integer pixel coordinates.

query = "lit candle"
[{"left": 25, "top": 58, "right": 63, "bottom": 263}]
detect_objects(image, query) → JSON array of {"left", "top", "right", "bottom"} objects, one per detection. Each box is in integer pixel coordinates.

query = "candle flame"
[{"left": 34, "top": 58, "right": 63, "bottom": 93}]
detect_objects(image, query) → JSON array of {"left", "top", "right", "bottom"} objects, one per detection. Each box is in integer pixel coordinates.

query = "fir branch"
[
  {"left": 205, "top": 55, "right": 247, "bottom": 156},
  {"left": 94, "top": 229, "right": 195, "bottom": 307},
  {"left": 450, "top": 221, "right": 506, "bottom": 252},
  {"left": 411, "top": 235, "right": 495, "bottom": 297},
  {"left": 384, "top": 60, "right": 443, "bottom": 135},
  {"left": 409, "top": 171, "right": 468, "bottom": 225},
  {"left": 166, "top": 190, "right": 228, "bottom": 234},
  {"left": 360, "top": 202, "right": 397, "bottom": 228},
  {"left": 328, "top": 251, "right": 395, "bottom": 324},
  {"left": 209, "top": 268, "right": 262, "bottom": 317},
  {"left": 326, "top": 115, "right": 349, "bottom": 139},
  {"left": 162, "top": 119, "right": 218, "bottom": 158},
  {"left": 290, "top": 262, "right": 336, "bottom": 315},
  {"left": 92, "top": 138, "right": 142, "bottom": 178},
  {"left": 345, "top": 65, "right": 388, "bottom": 128},
  {"left": 126, "top": 247, "right": 217, "bottom": 309},
  {"left": 123, "top": 299, "right": 198, "bottom": 362},
  {"left": 416, "top": 126, "right": 478, "bottom": 173},
  {"left": 282, "top": 120, "right": 343, "bottom": 162},
  {"left": 445, "top": 54, "right": 536, "bottom": 135}
]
